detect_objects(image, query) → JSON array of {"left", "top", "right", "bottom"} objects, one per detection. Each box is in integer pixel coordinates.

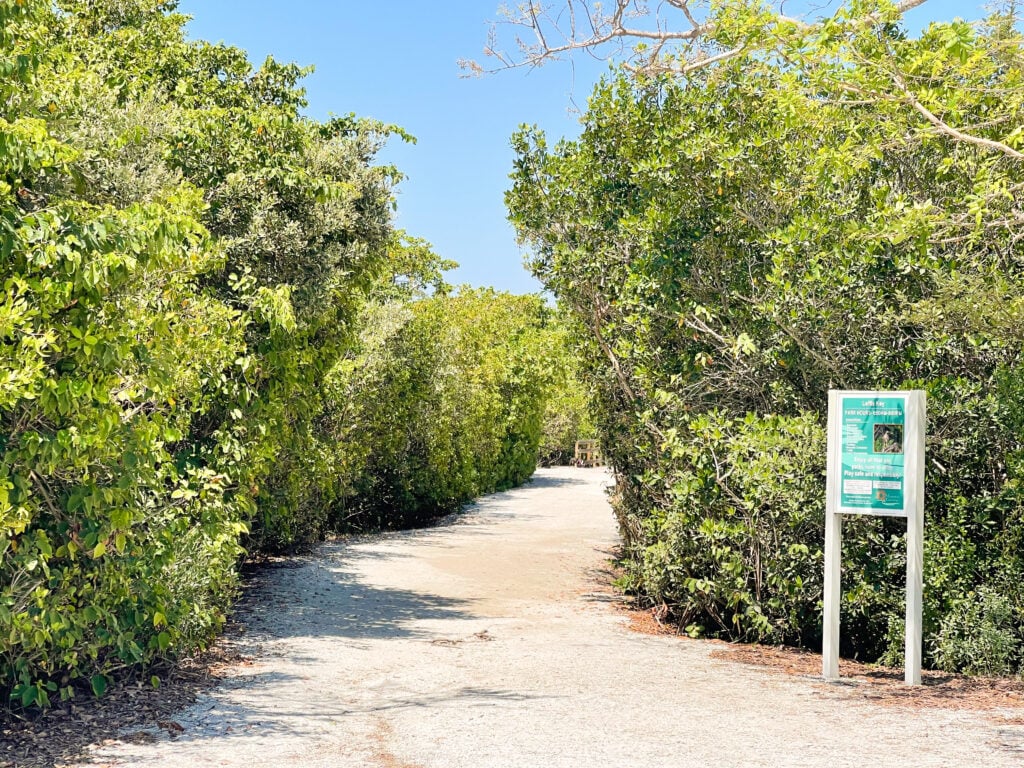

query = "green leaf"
[
  {"left": 20, "top": 685, "right": 38, "bottom": 707},
  {"left": 90, "top": 675, "right": 107, "bottom": 698}
]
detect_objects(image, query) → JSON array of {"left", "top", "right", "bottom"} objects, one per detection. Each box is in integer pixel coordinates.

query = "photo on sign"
[{"left": 873, "top": 424, "right": 904, "bottom": 454}]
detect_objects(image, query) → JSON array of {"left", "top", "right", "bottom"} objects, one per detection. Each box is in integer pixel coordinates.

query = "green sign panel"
[{"left": 839, "top": 395, "right": 906, "bottom": 512}]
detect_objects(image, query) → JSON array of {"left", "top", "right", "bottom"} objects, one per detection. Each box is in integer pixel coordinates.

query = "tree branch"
[
  {"left": 466, "top": 0, "right": 937, "bottom": 76},
  {"left": 891, "top": 73, "right": 1024, "bottom": 161}
]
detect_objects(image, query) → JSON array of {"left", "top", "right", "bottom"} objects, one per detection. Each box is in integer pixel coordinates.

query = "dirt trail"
[{"left": 75, "top": 467, "right": 1024, "bottom": 767}]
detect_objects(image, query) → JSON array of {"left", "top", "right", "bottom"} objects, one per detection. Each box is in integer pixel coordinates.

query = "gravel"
[{"left": 70, "top": 466, "right": 1024, "bottom": 767}]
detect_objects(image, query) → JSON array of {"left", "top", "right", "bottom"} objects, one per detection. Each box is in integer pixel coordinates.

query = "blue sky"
[{"left": 176, "top": 0, "right": 992, "bottom": 295}]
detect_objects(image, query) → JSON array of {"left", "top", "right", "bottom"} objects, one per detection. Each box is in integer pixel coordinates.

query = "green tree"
[
  {"left": 0, "top": 0, "right": 401, "bottom": 704},
  {"left": 508, "top": 2, "right": 1024, "bottom": 671}
]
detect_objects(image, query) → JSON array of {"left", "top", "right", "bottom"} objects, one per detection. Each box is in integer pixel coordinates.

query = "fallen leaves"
[
  {"left": 622, "top": 602, "right": 1024, "bottom": 714},
  {"left": 0, "top": 643, "right": 245, "bottom": 768}
]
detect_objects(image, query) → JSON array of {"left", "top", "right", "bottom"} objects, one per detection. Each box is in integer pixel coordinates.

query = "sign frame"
[{"left": 823, "top": 390, "right": 926, "bottom": 685}]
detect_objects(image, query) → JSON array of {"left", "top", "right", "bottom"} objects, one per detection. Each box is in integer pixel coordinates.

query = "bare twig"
[{"left": 466, "top": 0, "right": 935, "bottom": 76}]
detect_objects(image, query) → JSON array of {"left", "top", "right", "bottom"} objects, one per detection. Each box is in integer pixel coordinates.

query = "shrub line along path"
[{"left": 75, "top": 467, "right": 1023, "bottom": 767}]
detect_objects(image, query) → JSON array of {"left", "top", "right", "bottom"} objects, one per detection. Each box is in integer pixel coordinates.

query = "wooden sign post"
[{"left": 823, "top": 390, "right": 926, "bottom": 685}]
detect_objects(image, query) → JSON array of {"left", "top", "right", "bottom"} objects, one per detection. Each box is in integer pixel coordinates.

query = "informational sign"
[
  {"left": 824, "top": 390, "right": 925, "bottom": 686},
  {"left": 838, "top": 395, "right": 907, "bottom": 515}
]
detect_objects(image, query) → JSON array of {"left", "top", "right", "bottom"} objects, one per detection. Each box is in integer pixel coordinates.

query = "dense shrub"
[
  {"left": 0, "top": 0, "right": 399, "bottom": 706},
  {"left": 537, "top": 329, "right": 597, "bottom": 466},
  {"left": 326, "top": 289, "right": 558, "bottom": 532},
  {"left": 0, "top": 1, "right": 250, "bottom": 707},
  {"left": 509, "top": 4, "right": 1024, "bottom": 673}
]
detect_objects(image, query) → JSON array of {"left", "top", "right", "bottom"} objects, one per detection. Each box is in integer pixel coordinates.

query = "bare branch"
[
  {"left": 894, "top": 0, "right": 929, "bottom": 11},
  {"left": 678, "top": 44, "right": 745, "bottom": 74},
  {"left": 671, "top": 0, "right": 702, "bottom": 30},
  {"left": 464, "top": 0, "right": 938, "bottom": 77},
  {"left": 474, "top": 1, "right": 1024, "bottom": 164}
]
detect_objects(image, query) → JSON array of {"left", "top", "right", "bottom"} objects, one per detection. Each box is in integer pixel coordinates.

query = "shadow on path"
[
  {"left": 0, "top": 469, "right": 605, "bottom": 767},
  {"left": 237, "top": 558, "right": 479, "bottom": 643}
]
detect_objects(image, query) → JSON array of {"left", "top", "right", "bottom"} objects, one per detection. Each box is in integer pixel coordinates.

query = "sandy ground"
[{"left": 72, "top": 466, "right": 1024, "bottom": 767}]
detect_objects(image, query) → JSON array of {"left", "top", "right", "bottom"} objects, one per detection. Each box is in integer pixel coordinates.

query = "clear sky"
[{"left": 175, "top": 0, "right": 991, "bottom": 295}]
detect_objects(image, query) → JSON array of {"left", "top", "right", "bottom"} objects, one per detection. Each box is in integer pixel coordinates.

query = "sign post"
[{"left": 823, "top": 390, "right": 926, "bottom": 685}]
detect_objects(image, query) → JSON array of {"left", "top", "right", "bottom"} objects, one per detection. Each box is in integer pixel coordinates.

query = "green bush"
[
  {"left": 617, "top": 413, "right": 825, "bottom": 644},
  {"left": 537, "top": 329, "right": 597, "bottom": 466},
  {"left": 327, "top": 289, "right": 558, "bottom": 532},
  {"left": 0, "top": 0, "right": 251, "bottom": 708},
  {"left": 0, "top": 0, "right": 395, "bottom": 705},
  {"left": 933, "top": 588, "right": 1020, "bottom": 677}
]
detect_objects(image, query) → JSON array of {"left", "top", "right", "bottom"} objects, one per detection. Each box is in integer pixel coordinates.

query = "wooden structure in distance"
[{"left": 573, "top": 440, "right": 602, "bottom": 467}]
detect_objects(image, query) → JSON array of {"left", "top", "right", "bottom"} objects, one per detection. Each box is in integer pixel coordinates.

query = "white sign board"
[{"left": 824, "top": 390, "right": 925, "bottom": 685}]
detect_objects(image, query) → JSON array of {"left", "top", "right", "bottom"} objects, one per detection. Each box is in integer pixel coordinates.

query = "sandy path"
[{"left": 77, "top": 467, "right": 1024, "bottom": 767}]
